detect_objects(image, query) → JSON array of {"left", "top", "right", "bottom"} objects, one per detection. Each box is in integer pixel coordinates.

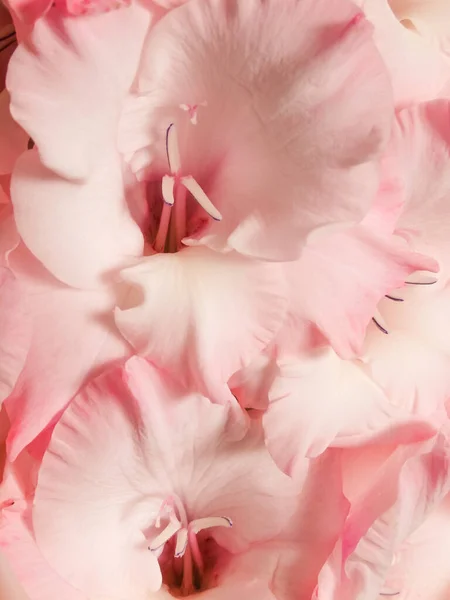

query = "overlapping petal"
[
  {"left": 11, "top": 149, "right": 143, "bottom": 288},
  {"left": 120, "top": 0, "right": 393, "bottom": 260},
  {"left": 115, "top": 246, "right": 287, "bottom": 399},
  {"left": 263, "top": 347, "right": 435, "bottom": 475},
  {"left": 316, "top": 431, "right": 449, "bottom": 599},
  {"left": 357, "top": 0, "right": 450, "bottom": 105},
  {"left": 7, "top": 4, "right": 151, "bottom": 179},
  {"left": 0, "top": 267, "right": 29, "bottom": 407},
  {"left": 32, "top": 357, "right": 296, "bottom": 598},
  {"left": 389, "top": 0, "right": 450, "bottom": 55},
  {"left": 285, "top": 223, "right": 438, "bottom": 359},
  {"left": 3, "top": 228, "right": 131, "bottom": 459}
]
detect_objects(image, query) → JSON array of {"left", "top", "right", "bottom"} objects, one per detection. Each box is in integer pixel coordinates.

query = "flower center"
[
  {"left": 152, "top": 121, "right": 221, "bottom": 254},
  {"left": 149, "top": 496, "right": 232, "bottom": 597}
]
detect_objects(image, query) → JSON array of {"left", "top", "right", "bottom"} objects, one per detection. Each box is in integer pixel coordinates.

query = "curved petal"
[
  {"left": 33, "top": 357, "right": 295, "bottom": 598},
  {"left": 387, "top": 499, "right": 450, "bottom": 600},
  {"left": 390, "top": 101, "right": 450, "bottom": 258},
  {"left": 4, "top": 239, "right": 131, "bottom": 460},
  {"left": 0, "top": 267, "right": 29, "bottom": 407},
  {"left": 115, "top": 246, "right": 287, "bottom": 395},
  {"left": 120, "top": 0, "right": 393, "bottom": 260},
  {"left": 357, "top": 0, "right": 450, "bottom": 105},
  {"left": 0, "top": 91, "right": 28, "bottom": 176},
  {"left": 263, "top": 347, "right": 430, "bottom": 475},
  {"left": 7, "top": 3, "right": 151, "bottom": 179},
  {"left": 0, "top": 509, "right": 88, "bottom": 600},
  {"left": 316, "top": 432, "right": 450, "bottom": 599},
  {"left": 389, "top": 0, "right": 450, "bottom": 55},
  {"left": 285, "top": 223, "right": 438, "bottom": 359},
  {"left": 363, "top": 290, "right": 450, "bottom": 419},
  {"left": 0, "top": 553, "right": 30, "bottom": 600},
  {"left": 33, "top": 367, "right": 163, "bottom": 600},
  {"left": 11, "top": 149, "right": 143, "bottom": 288}
]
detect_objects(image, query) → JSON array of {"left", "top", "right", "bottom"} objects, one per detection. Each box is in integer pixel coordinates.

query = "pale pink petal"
[
  {"left": 115, "top": 246, "right": 287, "bottom": 396},
  {"left": 123, "top": 357, "right": 296, "bottom": 552},
  {"left": 121, "top": 0, "right": 392, "bottom": 260},
  {"left": 362, "top": 285, "right": 450, "bottom": 418},
  {"left": 389, "top": 0, "right": 450, "bottom": 55},
  {"left": 316, "top": 432, "right": 449, "bottom": 599},
  {"left": 33, "top": 368, "right": 164, "bottom": 599},
  {"left": 0, "top": 91, "right": 28, "bottom": 176},
  {"left": 0, "top": 509, "right": 88, "bottom": 600},
  {"left": 263, "top": 347, "right": 433, "bottom": 475},
  {"left": 0, "top": 267, "right": 29, "bottom": 406},
  {"left": 11, "top": 149, "right": 143, "bottom": 288},
  {"left": 7, "top": 4, "right": 151, "bottom": 179},
  {"left": 357, "top": 0, "right": 450, "bottom": 105},
  {"left": 201, "top": 543, "right": 307, "bottom": 600},
  {"left": 388, "top": 498, "right": 450, "bottom": 599},
  {"left": 286, "top": 223, "right": 438, "bottom": 359},
  {"left": 33, "top": 357, "right": 295, "bottom": 599},
  {"left": 0, "top": 552, "right": 29, "bottom": 600},
  {"left": 4, "top": 239, "right": 131, "bottom": 460},
  {"left": 389, "top": 101, "right": 450, "bottom": 258}
]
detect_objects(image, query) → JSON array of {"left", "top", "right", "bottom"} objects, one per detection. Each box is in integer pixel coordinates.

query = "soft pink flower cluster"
[{"left": 1, "top": 0, "right": 450, "bottom": 598}]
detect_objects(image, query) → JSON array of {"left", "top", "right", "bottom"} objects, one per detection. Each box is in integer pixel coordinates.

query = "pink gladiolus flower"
[
  {"left": 2, "top": 0, "right": 450, "bottom": 598},
  {"left": 0, "top": 357, "right": 348, "bottom": 600}
]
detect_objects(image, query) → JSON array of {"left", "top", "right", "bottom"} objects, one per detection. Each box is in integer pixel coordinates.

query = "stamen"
[
  {"left": 166, "top": 123, "right": 181, "bottom": 175},
  {"left": 188, "top": 528, "right": 204, "bottom": 573},
  {"left": 174, "top": 528, "right": 189, "bottom": 558},
  {"left": 405, "top": 276, "right": 438, "bottom": 286},
  {"left": 149, "top": 516, "right": 182, "bottom": 552},
  {"left": 385, "top": 294, "right": 404, "bottom": 302},
  {"left": 181, "top": 176, "right": 222, "bottom": 221},
  {"left": 189, "top": 516, "right": 233, "bottom": 534},
  {"left": 372, "top": 308, "right": 389, "bottom": 335},
  {"left": 162, "top": 175, "right": 176, "bottom": 206},
  {"left": 154, "top": 202, "right": 172, "bottom": 253}
]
